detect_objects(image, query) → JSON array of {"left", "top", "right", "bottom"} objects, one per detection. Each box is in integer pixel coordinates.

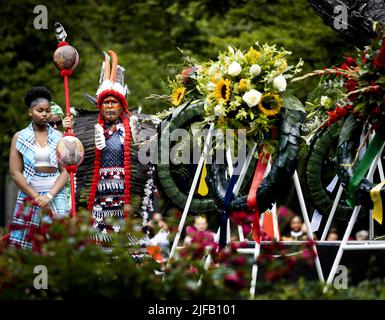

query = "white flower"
[
  {"left": 212, "top": 73, "right": 222, "bottom": 82},
  {"left": 214, "top": 104, "right": 226, "bottom": 117},
  {"left": 228, "top": 61, "right": 242, "bottom": 77},
  {"left": 320, "top": 95, "right": 330, "bottom": 107},
  {"left": 235, "top": 50, "right": 244, "bottom": 59},
  {"left": 204, "top": 97, "right": 211, "bottom": 111},
  {"left": 195, "top": 64, "right": 203, "bottom": 74},
  {"left": 207, "top": 82, "right": 217, "bottom": 91},
  {"left": 208, "top": 64, "right": 219, "bottom": 76},
  {"left": 273, "top": 75, "right": 287, "bottom": 92},
  {"left": 249, "top": 64, "right": 261, "bottom": 76},
  {"left": 228, "top": 46, "right": 235, "bottom": 55},
  {"left": 242, "top": 89, "right": 262, "bottom": 107}
]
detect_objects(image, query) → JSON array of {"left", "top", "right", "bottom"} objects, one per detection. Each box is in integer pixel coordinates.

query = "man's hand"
[
  {"left": 95, "top": 124, "right": 106, "bottom": 150},
  {"left": 62, "top": 116, "right": 74, "bottom": 131}
]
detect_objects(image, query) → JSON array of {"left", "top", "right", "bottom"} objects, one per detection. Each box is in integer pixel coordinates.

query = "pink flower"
[
  {"left": 230, "top": 255, "right": 247, "bottom": 267},
  {"left": 278, "top": 206, "right": 288, "bottom": 218},
  {"left": 224, "top": 273, "right": 247, "bottom": 290},
  {"left": 187, "top": 266, "right": 198, "bottom": 275},
  {"left": 302, "top": 248, "right": 317, "bottom": 261}
]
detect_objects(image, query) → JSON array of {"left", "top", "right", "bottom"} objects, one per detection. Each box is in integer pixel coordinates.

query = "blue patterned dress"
[{"left": 91, "top": 124, "right": 125, "bottom": 238}]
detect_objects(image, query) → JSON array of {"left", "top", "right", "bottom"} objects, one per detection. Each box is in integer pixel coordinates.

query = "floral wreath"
[
  {"left": 151, "top": 44, "right": 305, "bottom": 242},
  {"left": 297, "top": 25, "right": 385, "bottom": 223},
  {"left": 196, "top": 43, "right": 303, "bottom": 145}
]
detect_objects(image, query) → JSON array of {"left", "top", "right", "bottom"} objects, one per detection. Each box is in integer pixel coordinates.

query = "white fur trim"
[
  {"left": 96, "top": 80, "right": 113, "bottom": 96},
  {"left": 111, "top": 82, "right": 126, "bottom": 96}
]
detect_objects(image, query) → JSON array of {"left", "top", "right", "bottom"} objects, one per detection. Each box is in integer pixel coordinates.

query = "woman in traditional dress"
[{"left": 9, "top": 87, "right": 69, "bottom": 249}]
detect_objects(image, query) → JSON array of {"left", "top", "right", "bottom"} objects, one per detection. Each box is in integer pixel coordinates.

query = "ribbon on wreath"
[
  {"left": 247, "top": 147, "right": 271, "bottom": 243},
  {"left": 347, "top": 129, "right": 385, "bottom": 207},
  {"left": 370, "top": 180, "right": 385, "bottom": 225},
  {"left": 219, "top": 173, "right": 240, "bottom": 247}
]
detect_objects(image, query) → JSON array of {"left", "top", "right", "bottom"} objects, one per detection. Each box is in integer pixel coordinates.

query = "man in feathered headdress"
[
  {"left": 63, "top": 50, "right": 133, "bottom": 241},
  {"left": 64, "top": 50, "right": 159, "bottom": 247},
  {"left": 86, "top": 50, "right": 132, "bottom": 237}
]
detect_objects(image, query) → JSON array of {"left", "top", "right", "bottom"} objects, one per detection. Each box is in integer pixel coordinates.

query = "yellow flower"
[
  {"left": 214, "top": 78, "right": 231, "bottom": 104},
  {"left": 258, "top": 93, "right": 282, "bottom": 117},
  {"left": 244, "top": 47, "right": 261, "bottom": 64},
  {"left": 211, "top": 72, "right": 223, "bottom": 83},
  {"left": 238, "top": 79, "right": 249, "bottom": 92},
  {"left": 279, "top": 60, "right": 288, "bottom": 73},
  {"left": 171, "top": 87, "right": 186, "bottom": 106}
]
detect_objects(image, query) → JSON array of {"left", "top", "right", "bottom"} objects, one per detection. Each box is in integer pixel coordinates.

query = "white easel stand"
[
  {"left": 323, "top": 143, "right": 385, "bottom": 292},
  {"left": 249, "top": 170, "right": 325, "bottom": 297},
  {"left": 166, "top": 123, "right": 215, "bottom": 269}
]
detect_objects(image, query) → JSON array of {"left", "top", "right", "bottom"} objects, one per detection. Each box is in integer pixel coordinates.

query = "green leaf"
[{"left": 282, "top": 94, "right": 306, "bottom": 113}]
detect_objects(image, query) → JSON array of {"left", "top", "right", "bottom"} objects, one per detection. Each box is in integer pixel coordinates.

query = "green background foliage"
[{"left": 0, "top": 0, "right": 353, "bottom": 176}]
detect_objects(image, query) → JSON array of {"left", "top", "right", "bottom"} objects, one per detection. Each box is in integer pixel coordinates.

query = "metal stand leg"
[
  {"left": 249, "top": 242, "right": 261, "bottom": 298},
  {"left": 197, "top": 142, "right": 257, "bottom": 287},
  {"left": 321, "top": 184, "right": 343, "bottom": 241},
  {"left": 293, "top": 170, "right": 325, "bottom": 282},
  {"left": 166, "top": 123, "right": 215, "bottom": 266},
  {"left": 233, "top": 142, "right": 258, "bottom": 242},
  {"left": 272, "top": 203, "right": 280, "bottom": 241},
  {"left": 369, "top": 210, "right": 374, "bottom": 240},
  {"left": 324, "top": 206, "right": 361, "bottom": 292},
  {"left": 324, "top": 138, "right": 384, "bottom": 291}
]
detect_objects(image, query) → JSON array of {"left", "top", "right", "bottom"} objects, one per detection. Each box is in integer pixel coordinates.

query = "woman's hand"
[
  {"left": 62, "top": 116, "right": 74, "bottom": 131},
  {"left": 35, "top": 194, "right": 52, "bottom": 208}
]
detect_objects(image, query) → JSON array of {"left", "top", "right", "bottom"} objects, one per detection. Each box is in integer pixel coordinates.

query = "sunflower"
[
  {"left": 171, "top": 87, "right": 186, "bottom": 106},
  {"left": 214, "top": 78, "right": 231, "bottom": 104},
  {"left": 258, "top": 93, "right": 282, "bottom": 117}
]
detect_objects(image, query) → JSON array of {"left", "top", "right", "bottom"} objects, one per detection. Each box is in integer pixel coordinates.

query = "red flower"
[
  {"left": 345, "top": 56, "right": 356, "bottom": 67},
  {"left": 340, "top": 63, "right": 350, "bottom": 71},
  {"left": 344, "top": 79, "right": 357, "bottom": 92},
  {"left": 181, "top": 66, "right": 194, "bottom": 77},
  {"left": 372, "top": 122, "right": 381, "bottom": 130},
  {"left": 372, "top": 106, "right": 381, "bottom": 115},
  {"left": 374, "top": 41, "right": 385, "bottom": 69},
  {"left": 362, "top": 50, "right": 367, "bottom": 64},
  {"left": 242, "top": 224, "right": 251, "bottom": 234},
  {"left": 327, "top": 105, "right": 350, "bottom": 126},
  {"left": 230, "top": 211, "right": 253, "bottom": 233},
  {"left": 264, "top": 270, "right": 285, "bottom": 282},
  {"left": 370, "top": 81, "right": 383, "bottom": 95},
  {"left": 327, "top": 110, "right": 338, "bottom": 126}
]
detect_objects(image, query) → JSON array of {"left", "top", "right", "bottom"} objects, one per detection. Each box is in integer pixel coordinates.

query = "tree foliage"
[{"left": 0, "top": 0, "right": 352, "bottom": 176}]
